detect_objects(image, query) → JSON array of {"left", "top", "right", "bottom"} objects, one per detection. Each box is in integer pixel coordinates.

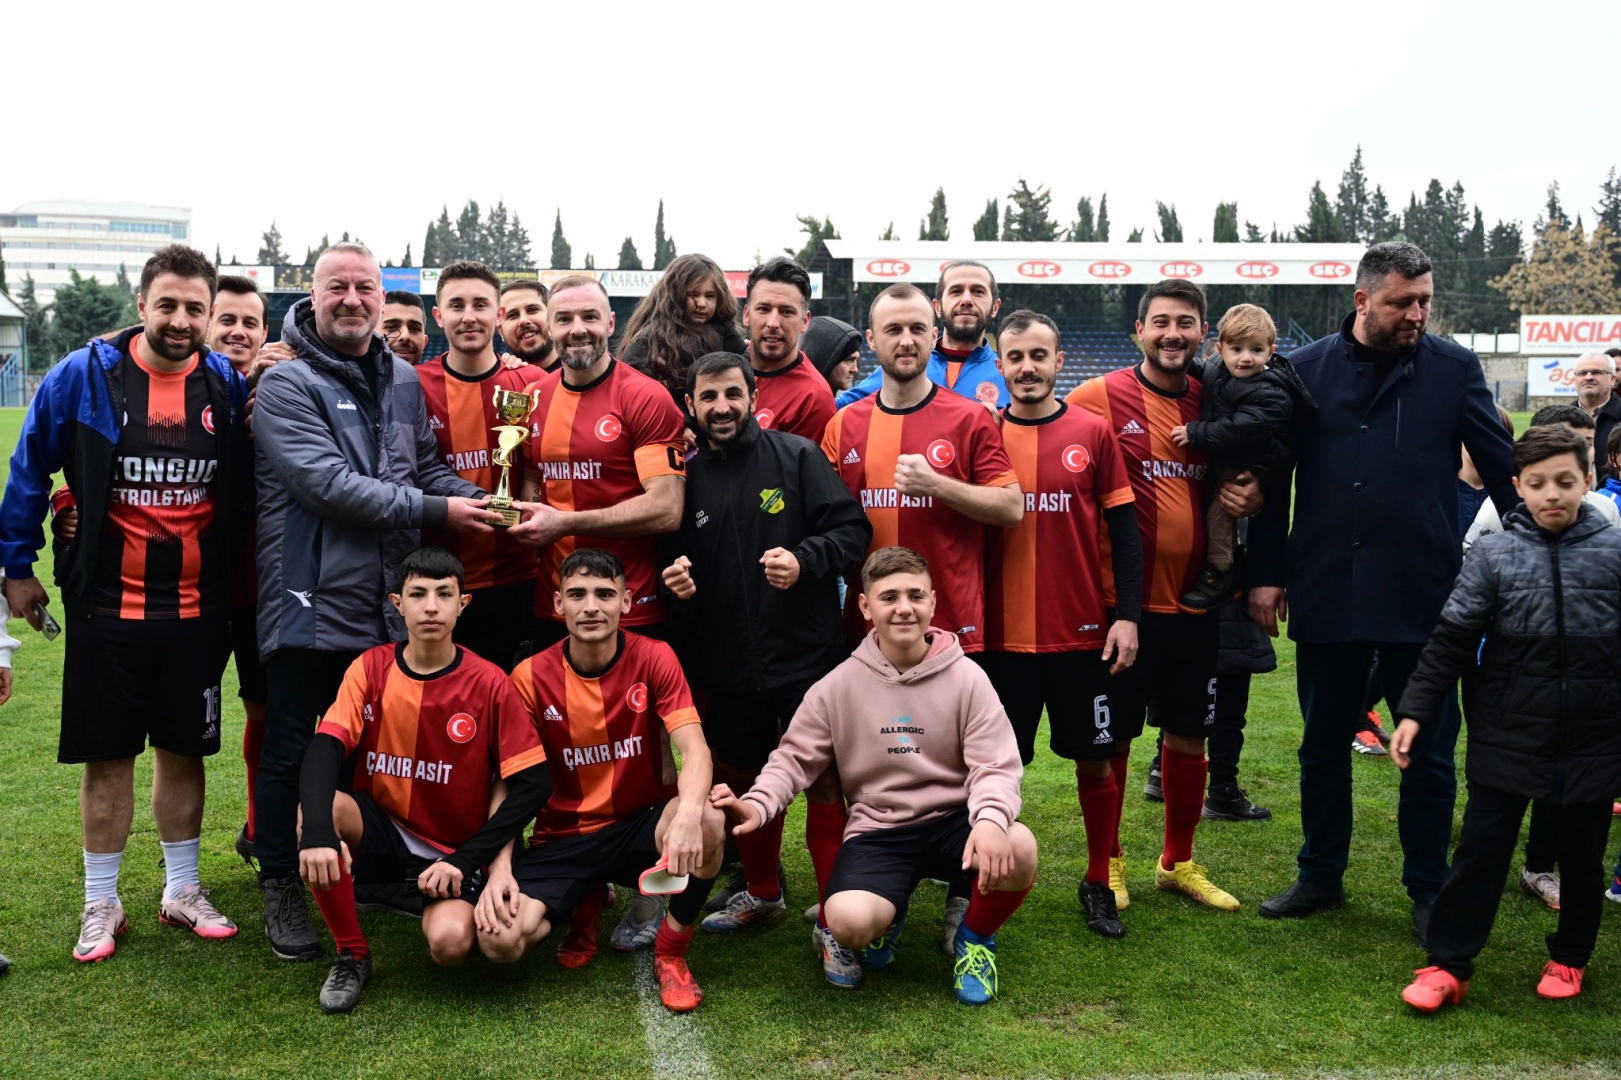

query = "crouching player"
[
  {"left": 713, "top": 547, "right": 1035, "bottom": 1004},
  {"left": 298, "top": 547, "right": 552, "bottom": 1014},
  {"left": 483, "top": 547, "right": 724, "bottom": 1012}
]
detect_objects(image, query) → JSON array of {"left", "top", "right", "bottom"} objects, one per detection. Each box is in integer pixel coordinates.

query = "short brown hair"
[
  {"left": 1513, "top": 425, "right": 1589, "bottom": 476},
  {"left": 861, "top": 546, "right": 930, "bottom": 591},
  {"left": 1216, "top": 303, "right": 1276, "bottom": 347},
  {"left": 141, "top": 244, "right": 217, "bottom": 299},
  {"left": 501, "top": 279, "right": 549, "bottom": 304},
  {"left": 1496, "top": 404, "right": 1515, "bottom": 438},
  {"left": 998, "top": 309, "right": 1060, "bottom": 347},
  {"left": 935, "top": 260, "right": 998, "bottom": 304},
  {"left": 435, "top": 260, "right": 501, "bottom": 300},
  {"left": 868, "top": 282, "right": 931, "bottom": 327},
  {"left": 1138, "top": 278, "right": 1206, "bottom": 324},
  {"left": 215, "top": 274, "right": 267, "bottom": 320},
  {"left": 548, "top": 274, "right": 610, "bottom": 304}
]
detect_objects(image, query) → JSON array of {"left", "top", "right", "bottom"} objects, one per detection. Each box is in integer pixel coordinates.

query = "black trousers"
[
  {"left": 1207, "top": 671, "right": 1251, "bottom": 787},
  {"left": 1428, "top": 782, "right": 1613, "bottom": 981},
  {"left": 255, "top": 647, "right": 361, "bottom": 881}
]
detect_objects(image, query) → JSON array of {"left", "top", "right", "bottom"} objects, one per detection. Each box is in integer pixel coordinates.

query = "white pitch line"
[{"left": 633, "top": 950, "right": 717, "bottom": 1080}]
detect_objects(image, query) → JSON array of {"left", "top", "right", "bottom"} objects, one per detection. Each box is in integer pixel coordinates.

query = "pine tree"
[
  {"left": 302, "top": 234, "right": 331, "bottom": 264},
  {"left": 550, "top": 210, "right": 572, "bottom": 269},
  {"left": 1294, "top": 182, "right": 1347, "bottom": 243},
  {"left": 1596, "top": 167, "right": 1621, "bottom": 286},
  {"left": 972, "top": 199, "right": 999, "bottom": 241},
  {"left": 1335, "top": 146, "right": 1371, "bottom": 241},
  {"left": 115, "top": 263, "right": 134, "bottom": 298},
  {"left": 1069, "top": 196, "right": 1096, "bottom": 242},
  {"left": 653, "top": 200, "right": 677, "bottom": 269},
  {"left": 1492, "top": 217, "right": 1621, "bottom": 314},
  {"left": 878, "top": 222, "right": 897, "bottom": 241},
  {"left": 1126, "top": 227, "right": 1144, "bottom": 242},
  {"left": 457, "top": 201, "right": 483, "bottom": 264},
  {"left": 1367, "top": 186, "right": 1397, "bottom": 242},
  {"left": 50, "top": 270, "right": 131, "bottom": 358},
  {"left": 1154, "top": 202, "right": 1184, "bottom": 242},
  {"left": 508, "top": 213, "right": 533, "bottom": 267},
  {"left": 787, "top": 215, "right": 839, "bottom": 267},
  {"left": 18, "top": 274, "right": 51, "bottom": 368},
  {"left": 1096, "top": 195, "right": 1110, "bottom": 242},
  {"left": 214, "top": 244, "right": 223, "bottom": 267},
  {"left": 617, "top": 237, "right": 643, "bottom": 270},
  {"left": 425, "top": 206, "right": 458, "bottom": 265},
  {"left": 256, "top": 222, "right": 289, "bottom": 264},
  {"left": 1243, "top": 221, "right": 1265, "bottom": 242},
  {"left": 401, "top": 242, "right": 413, "bottom": 268},
  {"left": 1213, "top": 202, "right": 1239, "bottom": 243},
  {"left": 583, "top": 252, "right": 596, "bottom": 270},
  {"left": 1003, "top": 180, "right": 1060, "bottom": 241},
  {"left": 484, "top": 201, "right": 512, "bottom": 267},
  {"left": 918, "top": 187, "right": 949, "bottom": 241}
]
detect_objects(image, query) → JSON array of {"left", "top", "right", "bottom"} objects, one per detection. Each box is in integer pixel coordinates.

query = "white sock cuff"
[
  {"left": 160, "top": 837, "right": 202, "bottom": 900},
  {"left": 84, "top": 848, "right": 125, "bottom": 906}
]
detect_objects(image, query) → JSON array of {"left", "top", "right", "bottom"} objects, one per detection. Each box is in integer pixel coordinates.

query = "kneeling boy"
[
  {"left": 298, "top": 547, "right": 552, "bottom": 1014},
  {"left": 485, "top": 547, "right": 724, "bottom": 1012},
  {"left": 714, "top": 546, "right": 1036, "bottom": 1004}
]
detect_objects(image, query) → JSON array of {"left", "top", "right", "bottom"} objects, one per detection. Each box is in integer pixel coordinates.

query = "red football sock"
[
  {"left": 736, "top": 809, "right": 786, "bottom": 901},
  {"left": 243, "top": 715, "right": 266, "bottom": 841},
  {"left": 655, "top": 920, "right": 695, "bottom": 958},
  {"left": 572, "top": 884, "right": 607, "bottom": 931},
  {"left": 1160, "top": 745, "right": 1208, "bottom": 870},
  {"left": 963, "top": 880, "right": 1033, "bottom": 938},
  {"left": 308, "top": 866, "right": 368, "bottom": 959},
  {"left": 1075, "top": 767, "right": 1120, "bottom": 886},
  {"left": 1108, "top": 752, "right": 1129, "bottom": 858},
  {"left": 805, "top": 800, "right": 847, "bottom": 903}
]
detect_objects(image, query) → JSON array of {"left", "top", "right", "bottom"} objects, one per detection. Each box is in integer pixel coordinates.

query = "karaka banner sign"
[
  {"left": 1518, "top": 314, "right": 1621, "bottom": 355},
  {"left": 827, "top": 241, "right": 1368, "bottom": 287}
]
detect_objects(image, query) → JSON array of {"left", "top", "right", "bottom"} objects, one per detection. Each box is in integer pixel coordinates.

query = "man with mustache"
[
  {"left": 499, "top": 279, "right": 555, "bottom": 371},
  {"left": 836, "top": 261, "right": 1008, "bottom": 411},
  {"left": 742, "top": 257, "right": 836, "bottom": 441},
  {"left": 251, "top": 242, "right": 500, "bottom": 961},
  {"left": 657, "top": 352, "right": 870, "bottom": 943},
  {"left": 1249, "top": 243, "right": 1516, "bottom": 942},
  {"left": 1067, "top": 279, "right": 1263, "bottom": 917},
  {"left": 381, "top": 291, "right": 430, "bottom": 366}
]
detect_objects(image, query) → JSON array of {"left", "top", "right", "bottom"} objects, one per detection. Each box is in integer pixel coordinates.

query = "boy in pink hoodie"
[{"left": 712, "top": 547, "right": 1036, "bottom": 1004}]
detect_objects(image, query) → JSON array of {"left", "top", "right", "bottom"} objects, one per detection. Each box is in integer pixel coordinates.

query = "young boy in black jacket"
[
  {"left": 1172, "top": 304, "right": 1315, "bottom": 609},
  {"left": 1392, "top": 425, "right": 1621, "bottom": 1010}
]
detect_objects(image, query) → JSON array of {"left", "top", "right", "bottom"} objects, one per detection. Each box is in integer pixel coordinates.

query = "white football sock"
[
  {"left": 84, "top": 848, "right": 124, "bottom": 906},
  {"left": 160, "top": 838, "right": 201, "bottom": 901}
]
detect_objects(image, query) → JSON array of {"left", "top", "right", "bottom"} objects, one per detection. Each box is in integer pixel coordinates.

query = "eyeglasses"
[{"left": 1573, "top": 369, "right": 1610, "bottom": 378}]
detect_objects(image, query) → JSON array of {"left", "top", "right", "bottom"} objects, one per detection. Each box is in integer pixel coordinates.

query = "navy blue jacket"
[{"left": 1248, "top": 313, "right": 1515, "bottom": 644}]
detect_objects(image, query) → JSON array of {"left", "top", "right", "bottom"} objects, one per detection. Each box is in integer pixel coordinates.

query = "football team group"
[{"left": 1, "top": 234, "right": 1614, "bottom": 1019}]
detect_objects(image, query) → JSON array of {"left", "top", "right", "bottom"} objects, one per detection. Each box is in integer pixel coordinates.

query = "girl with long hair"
[{"left": 620, "top": 253, "right": 745, "bottom": 408}]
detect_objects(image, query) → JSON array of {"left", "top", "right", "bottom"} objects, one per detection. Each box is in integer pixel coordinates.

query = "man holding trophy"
[{"left": 417, "top": 261, "right": 550, "bottom": 671}]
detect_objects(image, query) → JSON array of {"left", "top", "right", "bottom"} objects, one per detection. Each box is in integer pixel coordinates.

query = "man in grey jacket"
[{"left": 251, "top": 242, "right": 499, "bottom": 960}]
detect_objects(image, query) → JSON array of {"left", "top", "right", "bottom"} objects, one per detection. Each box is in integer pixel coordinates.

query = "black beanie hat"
[{"left": 801, "top": 316, "right": 863, "bottom": 382}]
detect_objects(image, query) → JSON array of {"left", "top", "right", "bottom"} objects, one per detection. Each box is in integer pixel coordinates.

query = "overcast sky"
[{"left": 6, "top": 0, "right": 1614, "bottom": 269}]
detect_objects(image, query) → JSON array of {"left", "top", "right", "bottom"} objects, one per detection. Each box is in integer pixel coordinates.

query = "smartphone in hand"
[{"left": 33, "top": 602, "right": 60, "bottom": 641}]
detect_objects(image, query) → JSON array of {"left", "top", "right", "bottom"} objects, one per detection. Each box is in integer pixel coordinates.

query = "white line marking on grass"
[{"left": 633, "top": 951, "right": 716, "bottom": 1080}]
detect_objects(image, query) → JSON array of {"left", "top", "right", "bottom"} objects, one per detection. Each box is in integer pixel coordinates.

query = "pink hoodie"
[{"left": 741, "top": 628, "right": 1023, "bottom": 839}]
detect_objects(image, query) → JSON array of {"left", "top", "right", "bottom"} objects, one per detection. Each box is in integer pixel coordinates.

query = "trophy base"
[{"left": 489, "top": 497, "right": 521, "bottom": 528}]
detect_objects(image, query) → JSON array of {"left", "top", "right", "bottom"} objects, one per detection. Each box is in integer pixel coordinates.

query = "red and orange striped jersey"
[
  {"left": 510, "top": 631, "right": 700, "bottom": 841},
  {"left": 522, "top": 360, "right": 687, "bottom": 625},
  {"left": 92, "top": 336, "right": 226, "bottom": 620},
  {"left": 986, "top": 403, "right": 1134, "bottom": 652},
  {"left": 754, "top": 353, "right": 835, "bottom": 442},
  {"left": 1066, "top": 367, "right": 1208, "bottom": 614},
  {"left": 822, "top": 384, "right": 1018, "bottom": 652},
  {"left": 316, "top": 643, "right": 547, "bottom": 854},
  {"left": 417, "top": 356, "right": 545, "bottom": 590}
]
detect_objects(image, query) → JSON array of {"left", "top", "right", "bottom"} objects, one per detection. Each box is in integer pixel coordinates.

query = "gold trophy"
[{"left": 489, "top": 388, "right": 535, "bottom": 527}]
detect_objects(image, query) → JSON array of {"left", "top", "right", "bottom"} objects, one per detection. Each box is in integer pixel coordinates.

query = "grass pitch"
[{"left": 0, "top": 406, "right": 1617, "bottom": 1079}]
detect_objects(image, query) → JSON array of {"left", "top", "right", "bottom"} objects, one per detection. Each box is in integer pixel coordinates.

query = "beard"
[
  {"left": 942, "top": 308, "right": 989, "bottom": 346},
  {"left": 1142, "top": 339, "right": 1194, "bottom": 376},
  {"left": 1360, "top": 309, "right": 1426, "bottom": 352},
  {"left": 146, "top": 329, "right": 204, "bottom": 362},
  {"left": 317, "top": 308, "right": 376, "bottom": 353},
  {"left": 695, "top": 409, "right": 744, "bottom": 446},
  {"left": 511, "top": 339, "right": 555, "bottom": 367},
  {"left": 878, "top": 352, "right": 926, "bottom": 382},
  {"left": 559, "top": 333, "right": 607, "bottom": 371}
]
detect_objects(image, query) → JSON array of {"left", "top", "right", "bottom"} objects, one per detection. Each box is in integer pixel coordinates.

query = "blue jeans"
[{"left": 1295, "top": 641, "right": 1462, "bottom": 902}]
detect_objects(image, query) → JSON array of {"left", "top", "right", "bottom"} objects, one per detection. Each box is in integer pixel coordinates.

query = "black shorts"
[
  {"left": 351, "top": 791, "right": 484, "bottom": 906},
  {"left": 824, "top": 808, "right": 974, "bottom": 909},
  {"left": 59, "top": 611, "right": 231, "bottom": 764},
  {"left": 511, "top": 801, "right": 667, "bottom": 920},
  {"left": 980, "top": 650, "right": 1121, "bottom": 764},
  {"left": 227, "top": 605, "right": 269, "bottom": 702},
  {"left": 1108, "top": 611, "right": 1218, "bottom": 740},
  {"left": 455, "top": 579, "right": 543, "bottom": 672},
  {"left": 704, "top": 683, "right": 814, "bottom": 771}
]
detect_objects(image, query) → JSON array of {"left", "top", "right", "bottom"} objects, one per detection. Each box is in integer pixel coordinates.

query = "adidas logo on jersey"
[
  {"left": 1119, "top": 419, "right": 1145, "bottom": 436},
  {"left": 542, "top": 705, "right": 564, "bottom": 724},
  {"left": 429, "top": 415, "right": 444, "bottom": 429},
  {"left": 1094, "top": 729, "right": 1114, "bottom": 745},
  {"left": 843, "top": 448, "right": 861, "bottom": 465}
]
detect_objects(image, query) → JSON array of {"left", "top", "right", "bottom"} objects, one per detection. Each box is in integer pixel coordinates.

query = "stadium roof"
[
  {"left": 0, "top": 292, "right": 22, "bottom": 320},
  {"left": 10, "top": 199, "right": 191, "bottom": 222},
  {"left": 821, "top": 240, "right": 1369, "bottom": 287}
]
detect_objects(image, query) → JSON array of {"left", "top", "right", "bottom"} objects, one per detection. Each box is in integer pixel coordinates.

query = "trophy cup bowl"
[{"left": 488, "top": 388, "right": 535, "bottom": 527}]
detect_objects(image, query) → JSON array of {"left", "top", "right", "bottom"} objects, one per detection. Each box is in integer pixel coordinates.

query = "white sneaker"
[
  {"left": 812, "top": 923, "right": 862, "bottom": 987},
  {"left": 700, "top": 889, "right": 787, "bottom": 933},
  {"left": 941, "top": 895, "right": 970, "bottom": 957},
  {"left": 161, "top": 884, "right": 239, "bottom": 939},
  {"left": 74, "top": 898, "right": 128, "bottom": 963},
  {"left": 1519, "top": 869, "right": 1561, "bottom": 911}
]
